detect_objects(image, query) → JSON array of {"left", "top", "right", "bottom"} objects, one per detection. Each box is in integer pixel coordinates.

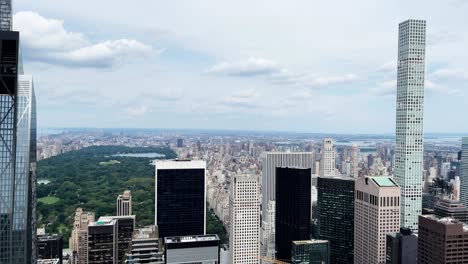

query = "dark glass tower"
[
  {"left": 317, "top": 176, "right": 354, "bottom": 264},
  {"left": 275, "top": 167, "right": 311, "bottom": 262},
  {"left": 0, "top": 29, "right": 37, "bottom": 263},
  {"left": 154, "top": 160, "right": 206, "bottom": 239},
  {"left": 37, "top": 234, "right": 63, "bottom": 264}
]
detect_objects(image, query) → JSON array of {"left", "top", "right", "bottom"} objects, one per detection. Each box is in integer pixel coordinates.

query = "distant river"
[{"left": 112, "top": 153, "right": 166, "bottom": 158}]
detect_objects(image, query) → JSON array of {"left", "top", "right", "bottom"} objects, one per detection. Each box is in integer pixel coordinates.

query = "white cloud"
[
  {"left": 125, "top": 106, "right": 148, "bottom": 118},
  {"left": 432, "top": 68, "right": 468, "bottom": 79},
  {"left": 219, "top": 89, "right": 259, "bottom": 109},
  {"left": 209, "top": 58, "right": 360, "bottom": 89},
  {"left": 14, "top": 11, "right": 154, "bottom": 68},
  {"left": 378, "top": 61, "right": 397, "bottom": 72}
]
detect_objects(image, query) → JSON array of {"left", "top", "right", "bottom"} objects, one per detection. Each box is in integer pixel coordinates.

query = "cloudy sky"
[{"left": 13, "top": 0, "right": 468, "bottom": 133}]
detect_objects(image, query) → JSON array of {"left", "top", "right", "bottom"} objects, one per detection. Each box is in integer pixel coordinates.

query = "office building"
[
  {"left": 317, "top": 176, "right": 354, "bottom": 264},
  {"left": 434, "top": 197, "right": 468, "bottom": 223},
  {"left": 117, "top": 190, "right": 132, "bottom": 216},
  {"left": 126, "top": 226, "right": 163, "bottom": 264},
  {"left": 37, "top": 234, "right": 63, "bottom": 264},
  {"left": 350, "top": 144, "right": 360, "bottom": 178},
  {"left": 394, "top": 19, "right": 426, "bottom": 231},
  {"left": 70, "top": 208, "right": 95, "bottom": 264},
  {"left": 37, "top": 259, "right": 60, "bottom": 264},
  {"left": 153, "top": 160, "right": 206, "bottom": 239},
  {"left": 176, "top": 138, "right": 184, "bottom": 148},
  {"left": 87, "top": 215, "right": 135, "bottom": 264},
  {"left": 88, "top": 217, "right": 118, "bottom": 264},
  {"left": 261, "top": 152, "right": 314, "bottom": 213},
  {"left": 461, "top": 138, "right": 468, "bottom": 207},
  {"left": 354, "top": 177, "right": 401, "bottom": 264},
  {"left": 275, "top": 167, "right": 311, "bottom": 262},
  {"left": 261, "top": 152, "right": 314, "bottom": 259},
  {"left": 229, "top": 174, "right": 260, "bottom": 264},
  {"left": 320, "top": 138, "right": 336, "bottom": 177},
  {"left": 291, "top": 240, "right": 330, "bottom": 264},
  {"left": 164, "top": 235, "right": 220, "bottom": 264},
  {"left": 385, "top": 228, "right": 417, "bottom": 264},
  {"left": 0, "top": 29, "right": 37, "bottom": 263},
  {"left": 418, "top": 215, "right": 468, "bottom": 263}
]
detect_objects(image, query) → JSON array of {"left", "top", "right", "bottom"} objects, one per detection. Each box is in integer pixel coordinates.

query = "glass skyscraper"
[
  {"left": 394, "top": 19, "right": 426, "bottom": 231},
  {"left": 0, "top": 30, "right": 37, "bottom": 263}
]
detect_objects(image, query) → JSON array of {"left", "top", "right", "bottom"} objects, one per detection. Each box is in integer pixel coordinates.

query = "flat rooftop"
[
  {"left": 293, "top": 239, "right": 329, "bottom": 245},
  {"left": 165, "top": 234, "right": 219, "bottom": 244},
  {"left": 371, "top": 177, "right": 398, "bottom": 187},
  {"left": 153, "top": 159, "right": 206, "bottom": 169},
  {"left": 422, "top": 215, "right": 468, "bottom": 231}
]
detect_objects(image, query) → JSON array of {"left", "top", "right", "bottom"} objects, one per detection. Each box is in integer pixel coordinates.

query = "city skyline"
[{"left": 11, "top": 0, "right": 468, "bottom": 133}]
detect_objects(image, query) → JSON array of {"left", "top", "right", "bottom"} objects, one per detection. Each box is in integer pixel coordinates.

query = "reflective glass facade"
[
  {"left": 0, "top": 31, "right": 37, "bottom": 263},
  {"left": 275, "top": 167, "right": 311, "bottom": 262},
  {"left": 156, "top": 168, "right": 205, "bottom": 239},
  {"left": 317, "top": 177, "right": 354, "bottom": 264}
]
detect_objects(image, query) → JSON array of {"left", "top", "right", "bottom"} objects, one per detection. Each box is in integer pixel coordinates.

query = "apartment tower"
[
  {"left": 117, "top": 190, "right": 132, "bottom": 216},
  {"left": 394, "top": 19, "right": 426, "bottom": 231}
]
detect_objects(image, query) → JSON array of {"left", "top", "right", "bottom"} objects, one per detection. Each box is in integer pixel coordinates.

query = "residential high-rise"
[
  {"left": 153, "top": 160, "right": 206, "bottom": 239},
  {"left": 354, "top": 177, "right": 401, "bottom": 264},
  {"left": 37, "top": 234, "right": 63, "bottom": 264},
  {"left": 117, "top": 190, "right": 132, "bottom": 216},
  {"left": 291, "top": 240, "right": 330, "bottom": 264},
  {"left": 350, "top": 144, "right": 360, "bottom": 178},
  {"left": 394, "top": 19, "right": 426, "bottom": 231},
  {"left": 275, "top": 167, "right": 311, "bottom": 262},
  {"left": 317, "top": 176, "right": 354, "bottom": 264},
  {"left": 461, "top": 138, "right": 468, "bottom": 207},
  {"left": 229, "top": 175, "right": 260, "bottom": 264},
  {"left": 0, "top": 30, "right": 37, "bottom": 263},
  {"left": 0, "top": 0, "right": 12, "bottom": 31},
  {"left": 164, "top": 235, "right": 220, "bottom": 264},
  {"left": 418, "top": 215, "right": 468, "bottom": 263},
  {"left": 320, "top": 138, "right": 336, "bottom": 177},
  {"left": 385, "top": 228, "right": 417, "bottom": 264},
  {"left": 69, "top": 208, "right": 95, "bottom": 264}
]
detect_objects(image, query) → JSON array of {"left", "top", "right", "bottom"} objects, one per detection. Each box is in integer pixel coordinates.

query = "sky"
[{"left": 12, "top": 0, "right": 468, "bottom": 133}]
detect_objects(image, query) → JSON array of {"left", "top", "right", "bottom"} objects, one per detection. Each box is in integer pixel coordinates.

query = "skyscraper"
[
  {"left": 317, "top": 176, "right": 354, "bottom": 264},
  {"left": 394, "top": 19, "right": 426, "bottom": 231},
  {"left": 153, "top": 160, "right": 206, "bottom": 239},
  {"left": 291, "top": 240, "right": 330, "bottom": 264},
  {"left": 461, "top": 138, "right": 468, "bottom": 207},
  {"left": 37, "top": 234, "right": 64, "bottom": 264},
  {"left": 0, "top": 28, "right": 37, "bottom": 263},
  {"left": 434, "top": 197, "right": 468, "bottom": 223},
  {"left": 0, "top": 0, "right": 12, "bottom": 31},
  {"left": 354, "top": 177, "right": 401, "bottom": 264},
  {"left": 70, "top": 208, "right": 95, "bottom": 264},
  {"left": 418, "top": 215, "right": 468, "bottom": 263},
  {"left": 117, "top": 190, "right": 132, "bottom": 216},
  {"left": 229, "top": 174, "right": 260, "bottom": 264},
  {"left": 261, "top": 152, "right": 314, "bottom": 259},
  {"left": 275, "top": 167, "right": 311, "bottom": 262},
  {"left": 350, "top": 144, "right": 360, "bottom": 178},
  {"left": 385, "top": 228, "right": 417, "bottom": 264},
  {"left": 320, "top": 138, "right": 336, "bottom": 177},
  {"left": 88, "top": 217, "right": 118, "bottom": 264}
]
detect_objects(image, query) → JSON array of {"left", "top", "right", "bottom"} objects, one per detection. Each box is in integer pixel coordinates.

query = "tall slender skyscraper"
[
  {"left": 350, "top": 144, "right": 360, "bottom": 179},
  {"left": 229, "top": 174, "right": 260, "bottom": 264},
  {"left": 461, "top": 138, "right": 468, "bottom": 207},
  {"left": 394, "top": 19, "right": 426, "bottom": 231},
  {"left": 0, "top": 23, "right": 37, "bottom": 263},
  {"left": 153, "top": 160, "right": 206, "bottom": 239}
]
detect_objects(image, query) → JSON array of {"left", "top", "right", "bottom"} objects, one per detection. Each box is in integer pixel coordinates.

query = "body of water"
[{"left": 112, "top": 152, "right": 165, "bottom": 158}]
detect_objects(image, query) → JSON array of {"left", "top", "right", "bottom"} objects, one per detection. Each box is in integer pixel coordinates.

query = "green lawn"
[{"left": 38, "top": 196, "right": 60, "bottom": 205}]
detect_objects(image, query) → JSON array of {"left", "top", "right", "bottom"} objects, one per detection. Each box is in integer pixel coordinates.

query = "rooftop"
[
  {"left": 371, "top": 177, "right": 398, "bottom": 187},
  {"left": 153, "top": 159, "right": 206, "bottom": 169},
  {"left": 292, "top": 239, "right": 329, "bottom": 245},
  {"left": 422, "top": 215, "right": 468, "bottom": 231},
  {"left": 164, "top": 234, "right": 219, "bottom": 244}
]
